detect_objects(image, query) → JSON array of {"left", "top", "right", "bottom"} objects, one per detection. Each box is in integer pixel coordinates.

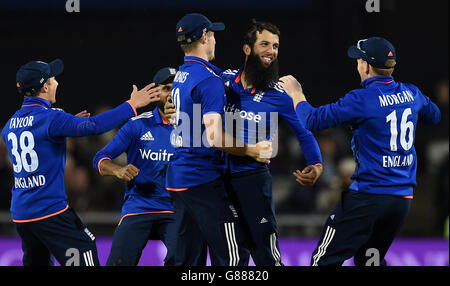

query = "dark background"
[{"left": 0, "top": 0, "right": 448, "bottom": 237}]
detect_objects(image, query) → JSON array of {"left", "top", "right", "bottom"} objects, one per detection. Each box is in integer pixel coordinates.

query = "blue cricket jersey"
[
  {"left": 295, "top": 76, "right": 441, "bottom": 197},
  {"left": 93, "top": 108, "right": 175, "bottom": 220},
  {"left": 165, "top": 56, "right": 227, "bottom": 190},
  {"left": 221, "top": 68, "right": 322, "bottom": 173},
  {"left": 1, "top": 97, "right": 137, "bottom": 222}
]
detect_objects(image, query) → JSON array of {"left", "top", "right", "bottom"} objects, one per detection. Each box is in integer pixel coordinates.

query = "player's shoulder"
[
  {"left": 271, "top": 82, "right": 286, "bottom": 94},
  {"left": 220, "top": 69, "right": 239, "bottom": 79},
  {"left": 130, "top": 111, "right": 155, "bottom": 123},
  {"left": 400, "top": 82, "right": 422, "bottom": 94}
]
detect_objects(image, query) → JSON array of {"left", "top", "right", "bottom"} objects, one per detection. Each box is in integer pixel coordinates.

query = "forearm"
[
  {"left": 51, "top": 101, "right": 135, "bottom": 138},
  {"left": 214, "top": 129, "right": 250, "bottom": 157},
  {"left": 98, "top": 159, "right": 122, "bottom": 177}
]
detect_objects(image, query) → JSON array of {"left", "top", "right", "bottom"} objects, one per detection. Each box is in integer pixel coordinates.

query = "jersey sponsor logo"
[
  {"left": 224, "top": 104, "right": 263, "bottom": 123},
  {"left": 260, "top": 217, "right": 268, "bottom": 224},
  {"left": 140, "top": 131, "right": 154, "bottom": 141},
  {"left": 139, "top": 148, "right": 173, "bottom": 161}
]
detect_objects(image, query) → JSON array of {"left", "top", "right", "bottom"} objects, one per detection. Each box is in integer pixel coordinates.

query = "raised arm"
[{"left": 49, "top": 83, "right": 161, "bottom": 138}]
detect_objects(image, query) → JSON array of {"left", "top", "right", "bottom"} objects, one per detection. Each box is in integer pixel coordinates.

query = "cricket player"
[
  {"left": 1, "top": 59, "right": 161, "bottom": 266},
  {"left": 165, "top": 13, "right": 271, "bottom": 266},
  {"left": 279, "top": 37, "right": 441, "bottom": 266},
  {"left": 219, "top": 19, "right": 323, "bottom": 266},
  {"left": 93, "top": 67, "right": 187, "bottom": 266}
]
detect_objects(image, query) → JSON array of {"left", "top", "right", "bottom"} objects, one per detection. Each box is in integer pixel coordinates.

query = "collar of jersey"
[
  {"left": 233, "top": 66, "right": 257, "bottom": 95},
  {"left": 21, "top": 96, "right": 51, "bottom": 109},
  {"left": 152, "top": 107, "right": 169, "bottom": 125},
  {"left": 184, "top": 56, "right": 222, "bottom": 75},
  {"left": 361, "top": 76, "right": 394, "bottom": 88}
]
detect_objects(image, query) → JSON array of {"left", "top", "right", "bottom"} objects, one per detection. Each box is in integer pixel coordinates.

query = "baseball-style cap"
[
  {"left": 153, "top": 67, "right": 178, "bottom": 85},
  {"left": 176, "top": 13, "right": 225, "bottom": 45},
  {"left": 347, "top": 37, "right": 396, "bottom": 69},
  {"left": 16, "top": 59, "right": 64, "bottom": 95}
]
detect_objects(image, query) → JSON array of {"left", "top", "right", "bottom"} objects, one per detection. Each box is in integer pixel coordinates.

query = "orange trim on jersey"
[
  {"left": 118, "top": 210, "right": 175, "bottom": 225},
  {"left": 166, "top": 187, "right": 189, "bottom": 191},
  {"left": 314, "top": 163, "right": 323, "bottom": 167},
  {"left": 13, "top": 205, "right": 69, "bottom": 223},
  {"left": 294, "top": 100, "right": 306, "bottom": 111},
  {"left": 234, "top": 71, "right": 256, "bottom": 94},
  {"left": 403, "top": 196, "right": 413, "bottom": 199},
  {"left": 21, "top": 104, "right": 48, "bottom": 109},
  {"left": 126, "top": 100, "right": 138, "bottom": 117},
  {"left": 98, "top": 157, "right": 112, "bottom": 176}
]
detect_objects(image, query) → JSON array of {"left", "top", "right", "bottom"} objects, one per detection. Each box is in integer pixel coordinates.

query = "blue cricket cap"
[
  {"left": 16, "top": 59, "right": 64, "bottom": 95},
  {"left": 176, "top": 13, "right": 225, "bottom": 45},
  {"left": 153, "top": 67, "right": 178, "bottom": 85},
  {"left": 347, "top": 37, "right": 396, "bottom": 69}
]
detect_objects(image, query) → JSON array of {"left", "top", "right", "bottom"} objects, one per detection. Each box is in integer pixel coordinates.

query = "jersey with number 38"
[
  {"left": 2, "top": 100, "right": 68, "bottom": 222},
  {"left": 2, "top": 96, "right": 135, "bottom": 221},
  {"left": 295, "top": 76, "right": 441, "bottom": 197}
]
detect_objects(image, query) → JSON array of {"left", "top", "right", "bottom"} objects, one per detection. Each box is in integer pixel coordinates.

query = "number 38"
[{"left": 7, "top": 131, "right": 39, "bottom": 173}]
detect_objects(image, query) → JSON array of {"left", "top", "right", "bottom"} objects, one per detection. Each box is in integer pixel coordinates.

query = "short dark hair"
[
  {"left": 243, "top": 19, "right": 280, "bottom": 48},
  {"left": 372, "top": 59, "right": 396, "bottom": 76}
]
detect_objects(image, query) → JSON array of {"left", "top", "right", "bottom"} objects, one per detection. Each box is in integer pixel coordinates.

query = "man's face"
[
  {"left": 157, "top": 82, "right": 172, "bottom": 110},
  {"left": 205, "top": 31, "right": 216, "bottom": 61},
  {"left": 159, "top": 82, "right": 172, "bottom": 105},
  {"left": 357, "top": 58, "right": 369, "bottom": 82},
  {"left": 249, "top": 30, "right": 279, "bottom": 68},
  {"left": 45, "top": 77, "right": 58, "bottom": 104}
]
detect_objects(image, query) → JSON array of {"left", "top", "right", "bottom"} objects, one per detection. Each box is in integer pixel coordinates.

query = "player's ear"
[
  {"left": 200, "top": 32, "right": 208, "bottom": 44},
  {"left": 243, "top": 44, "right": 251, "bottom": 56},
  {"left": 365, "top": 61, "right": 371, "bottom": 75},
  {"left": 40, "top": 82, "right": 49, "bottom": 93}
]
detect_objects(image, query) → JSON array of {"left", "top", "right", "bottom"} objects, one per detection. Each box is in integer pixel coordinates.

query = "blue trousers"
[
  {"left": 15, "top": 207, "right": 99, "bottom": 266},
  {"left": 106, "top": 212, "right": 177, "bottom": 266},
  {"left": 227, "top": 167, "right": 283, "bottom": 266},
  {"left": 311, "top": 190, "right": 411, "bottom": 266},
  {"left": 169, "top": 177, "right": 250, "bottom": 266}
]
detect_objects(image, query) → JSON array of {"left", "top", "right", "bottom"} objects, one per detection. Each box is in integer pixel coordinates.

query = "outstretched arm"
[{"left": 49, "top": 83, "right": 161, "bottom": 138}]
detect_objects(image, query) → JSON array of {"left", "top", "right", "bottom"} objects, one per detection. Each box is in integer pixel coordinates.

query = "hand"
[
  {"left": 164, "top": 95, "right": 177, "bottom": 125},
  {"left": 129, "top": 83, "right": 162, "bottom": 109},
  {"left": 278, "top": 75, "right": 307, "bottom": 107},
  {"left": 247, "top": 141, "right": 273, "bottom": 164},
  {"left": 75, "top": 110, "right": 90, "bottom": 117},
  {"left": 112, "top": 164, "right": 140, "bottom": 182},
  {"left": 293, "top": 164, "right": 323, "bottom": 186}
]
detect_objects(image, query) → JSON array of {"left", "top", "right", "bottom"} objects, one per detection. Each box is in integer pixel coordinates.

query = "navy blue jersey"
[
  {"left": 1, "top": 97, "right": 137, "bottom": 222},
  {"left": 93, "top": 108, "right": 175, "bottom": 219},
  {"left": 221, "top": 68, "right": 322, "bottom": 173},
  {"left": 165, "top": 56, "right": 227, "bottom": 190},
  {"left": 296, "top": 76, "right": 441, "bottom": 196}
]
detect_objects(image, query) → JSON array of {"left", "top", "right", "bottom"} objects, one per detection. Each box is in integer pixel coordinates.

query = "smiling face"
[{"left": 245, "top": 29, "right": 279, "bottom": 67}]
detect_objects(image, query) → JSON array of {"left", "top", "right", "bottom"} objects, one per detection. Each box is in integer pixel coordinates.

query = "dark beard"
[{"left": 243, "top": 51, "right": 279, "bottom": 91}]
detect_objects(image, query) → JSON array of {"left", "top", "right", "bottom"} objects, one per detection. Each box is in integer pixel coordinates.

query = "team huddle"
[{"left": 1, "top": 13, "right": 441, "bottom": 266}]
